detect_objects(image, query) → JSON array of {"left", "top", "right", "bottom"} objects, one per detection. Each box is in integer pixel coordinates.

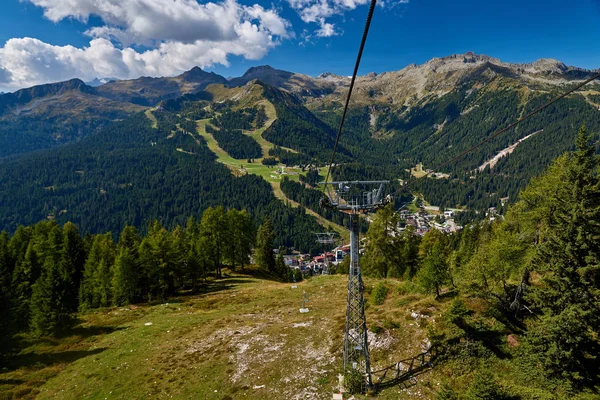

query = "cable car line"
[{"left": 322, "top": 0, "right": 378, "bottom": 195}]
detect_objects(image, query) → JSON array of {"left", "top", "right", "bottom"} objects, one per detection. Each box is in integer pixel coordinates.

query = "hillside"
[
  {"left": 1, "top": 52, "right": 600, "bottom": 229},
  {"left": 1, "top": 127, "right": 599, "bottom": 400},
  {"left": 0, "top": 68, "right": 227, "bottom": 158},
  {"left": 0, "top": 80, "right": 344, "bottom": 253},
  {"left": 0, "top": 272, "right": 453, "bottom": 400}
]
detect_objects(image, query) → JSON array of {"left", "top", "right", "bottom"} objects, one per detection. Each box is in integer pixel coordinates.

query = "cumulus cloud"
[
  {"left": 0, "top": 0, "right": 291, "bottom": 91},
  {"left": 288, "top": 0, "right": 408, "bottom": 38}
]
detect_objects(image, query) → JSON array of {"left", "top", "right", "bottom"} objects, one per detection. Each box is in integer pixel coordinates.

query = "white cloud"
[
  {"left": 288, "top": 0, "right": 408, "bottom": 39},
  {"left": 315, "top": 20, "right": 339, "bottom": 37},
  {"left": 0, "top": 0, "right": 291, "bottom": 91}
]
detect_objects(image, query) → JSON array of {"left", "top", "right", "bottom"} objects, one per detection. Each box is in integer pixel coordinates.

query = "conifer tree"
[
  {"left": 0, "top": 231, "right": 14, "bottom": 347},
  {"left": 225, "top": 209, "right": 254, "bottom": 271},
  {"left": 30, "top": 257, "right": 72, "bottom": 335},
  {"left": 139, "top": 221, "right": 177, "bottom": 301},
  {"left": 363, "top": 203, "right": 403, "bottom": 278},
  {"left": 8, "top": 225, "right": 32, "bottom": 268},
  {"left": 521, "top": 127, "right": 600, "bottom": 384},
  {"left": 11, "top": 241, "right": 39, "bottom": 330},
  {"left": 255, "top": 217, "right": 275, "bottom": 272},
  {"left": 59, "top": 222, "right": 86, "bottom": 312},
  {"left": 79, "top": 233, "right": 116, "bottom": 309},
  {"left": 200, "top": 207, "right": 227, "bottom": 277},
  {"left": 183, "top": 216, "right": 203, "bottom": 289},
  {"left": 111, "top": 248, "right": 138, "bottom": 306},
  {"left": 418, "top": 229, "right": 450, "bottom": 297}
]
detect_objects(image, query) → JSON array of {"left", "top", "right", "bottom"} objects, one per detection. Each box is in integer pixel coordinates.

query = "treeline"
[
  {"left": 261, "top": 83, "right": 345, "bottom": 160},
  {"left": 206, "top": 107, "right": 264, "bottom": 159},
  {"left": 206, "top": 124, "right": 262, "bottom": 159},
  {"left": 268, "top": 146, "right": 313, "bottom": 166},
  {"left": 0, "top": 206, "right": 300, "bottom": 342},
  {"left": 361, "top": 128, "right": 600, "bottom": 398},
  {"left": 280, "top": 177, "right": 362, "bottom": 233}
]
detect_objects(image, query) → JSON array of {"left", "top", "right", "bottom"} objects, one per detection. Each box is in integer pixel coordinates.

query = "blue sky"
[{"left": 0, "top": 0, "right": 599, "bottom": 91}]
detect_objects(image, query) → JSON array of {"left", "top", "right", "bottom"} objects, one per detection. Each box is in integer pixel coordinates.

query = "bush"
[
  {"left": 344, "top": 368, "right": 364, "bottom": 394},
  {"left": 446, "top": 298, "right": 470, "bottom": 324},
  {"left": 383, "top": 319, "right": 400, "bottom": 329},
  {"left": 370, "top": 282, "right": 389, "bottom": 306},
  {"left": 370, "top": 323, "right": 383, "bottom": 334},
  {"left": 465, "top": 370, "right": 506, "bottom": 400},
  {"left": 436, "top": 382, "right": 459, "bottom": 400},
  {"left": 397, "top": 280, "right": 419, "bottom": 295}
]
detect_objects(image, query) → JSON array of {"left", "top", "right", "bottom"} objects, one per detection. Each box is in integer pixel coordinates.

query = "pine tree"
[
  {"left": 225, "top": 209, "right": 254, "bottom": 271},
  {"left": 418, "top": 229, "right": 450, "bottom": 297},
  {"left": 0, "top": 231, "right": 14, "bottom": 348},
  {"left": 521, "top": 127, "right": 600, "bottom": 384},
  {"left": 139, "top": 221, "right": 177, "bottom": 301},
  {"left": 255, "top": 217, "right": 275, "bottom": 272},
  {"left": 59, "top": 222, "right": 86, "bottom": 312},
  {"left": 363, "top": 203, "right": 403, "bottom": 278},
  {"left": 200, "top": 207, "right": 227, "bottom": 277},
  {"left": 79, "top": 233, "right": 116, "bottom": 309},
  {"left": 111, "top": 248, "right": 138, "bottom": 306},
  {"left": 183, "top": 216, "right": 203, "bottom": 289},
  {"left": 30, "top": 258, "right": 72, "bottom": 335},
  {"left": 8, "top": 225, "right": 32, "bottom": 268},
  {"left": 11, "top": 241, "right": 40, "bottom": 330}
]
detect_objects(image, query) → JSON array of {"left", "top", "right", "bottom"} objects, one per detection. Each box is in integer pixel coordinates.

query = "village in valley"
[{"left": 279, "top": 201, "right": 500, "bottom": 277}]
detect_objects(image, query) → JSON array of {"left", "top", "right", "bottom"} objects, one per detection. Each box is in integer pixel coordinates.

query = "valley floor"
[{"left": 0, "top": 272, "right": 447, "bottom": 399}]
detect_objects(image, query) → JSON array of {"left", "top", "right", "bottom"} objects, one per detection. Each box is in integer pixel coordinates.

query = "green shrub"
[
  {"left": 383, "top": 319, "right": 400, "bottom": 329},
  {"left": 446, "top": 298, "right": 470, "bottom": 324},
  {"left": 465, "top": 370, "right": 506, "bottom": 399},
  {"left": 397, "top": 280, "right": 419, "bottom": 295},
  {"left": 436, "top": 382, "right": 459, "bottom": 400},
  {"left": 344, "top": 368, "right": 364, "bottom": 394},
  {"left": 370, "top": 323, "right": 383, "bottom": 334},
  {"left": 370, "top": 283, "right": 389, "bottom": 306}
]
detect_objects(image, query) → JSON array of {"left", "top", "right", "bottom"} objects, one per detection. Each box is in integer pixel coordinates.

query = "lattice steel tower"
[{"left": 320, "top": 180, "right": 389, "bottom": 391}]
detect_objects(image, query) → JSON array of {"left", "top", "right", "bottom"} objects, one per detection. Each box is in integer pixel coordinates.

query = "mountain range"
[{"left": 1, "top": 52, "right": 599, "bottom": 243}]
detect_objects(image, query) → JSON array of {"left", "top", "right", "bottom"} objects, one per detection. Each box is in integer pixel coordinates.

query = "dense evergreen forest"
[
  {"left": 358, "top": 128, "right": 600, "bottom": 398},
  {"left": 206, "top": 107, "right": 264, "bottom": 159},
  {"left": 313, "top": 79, "right": 600, "bottom": 214},
  {"left": 0, "top": 207, "right": 301, "bottom": 348},
  {"left": 0, "top": 108, "right": 325, "bottom": 254}
]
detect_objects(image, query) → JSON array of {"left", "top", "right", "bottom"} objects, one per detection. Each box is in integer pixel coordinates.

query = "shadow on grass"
[
  {"left": 235, "top": 267, "right": 286, "bottom": 283},
  {"left": 62, "top": 325, "right": 126, "bottom": 339},
  {"left": 0, "top": 378, "right": 25, "bottom": 385},
  {"left": 3, "top": 347, "right": 106, "bottom": 371},
  {"left": 455, "top": 318, "right": 512, "bottom": 360},
  {"left": 372, "top": 349, "right": 437, "bottom": 392}
]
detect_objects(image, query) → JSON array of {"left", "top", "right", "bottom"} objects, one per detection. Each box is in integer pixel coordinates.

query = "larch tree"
[
  {"left": 418, "top": 228, "right": 451, "bottom": 297},
  {"left": 255, "top": 217, "right": 275, "bottom": 272}
]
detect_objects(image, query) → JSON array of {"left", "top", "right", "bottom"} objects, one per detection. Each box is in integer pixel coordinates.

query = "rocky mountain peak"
[
  {"left": 180, "top": 66, "right": 226, "bottom": 83},
  {"left": 530, "top": 58, "right": 568, "bottom": 74},
  {"left": 242, "top": 65, "right": 277, "bottom": 77}
]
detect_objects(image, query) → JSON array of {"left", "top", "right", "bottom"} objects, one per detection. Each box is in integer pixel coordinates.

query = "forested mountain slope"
[
  {"left": 0, "top": 68, "right": 228, "bottom": 158},
  {"left": 0, "top": 98, "right": 325, "bottom": 253},
  {"left": 2, "top": 52, "right": 600, "bottom": 227}
]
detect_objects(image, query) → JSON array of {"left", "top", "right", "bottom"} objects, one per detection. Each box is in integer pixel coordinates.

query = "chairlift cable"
[{"left": 322, "top": 0, "right": 378, "bottom": 194}]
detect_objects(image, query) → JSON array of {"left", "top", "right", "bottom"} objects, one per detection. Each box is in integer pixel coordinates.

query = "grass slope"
[
  {"left": 1, "top": 272, "right": 446, "bottom": 400},
  {"left": 193, "top": 104, "right": 347, "bottom": 239}
]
